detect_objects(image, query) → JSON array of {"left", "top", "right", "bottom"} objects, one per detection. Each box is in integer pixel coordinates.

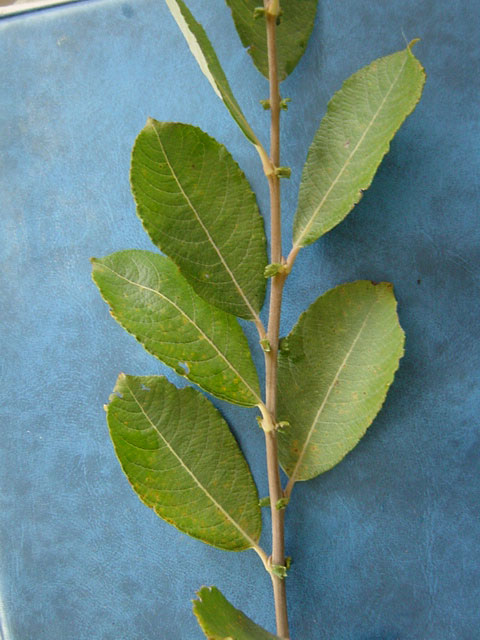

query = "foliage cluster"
[{"left": 92, "top": 1, "right": 425, "bottom": 637}]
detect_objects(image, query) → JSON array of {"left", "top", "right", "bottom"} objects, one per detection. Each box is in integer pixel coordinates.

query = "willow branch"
[{"left": 262, "top": 2, "right": 290, "bottom": 638}]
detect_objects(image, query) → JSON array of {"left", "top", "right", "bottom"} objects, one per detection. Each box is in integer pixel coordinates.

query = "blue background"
[{"left": 1, "top": 0, "right": 479, "bottom": 638}]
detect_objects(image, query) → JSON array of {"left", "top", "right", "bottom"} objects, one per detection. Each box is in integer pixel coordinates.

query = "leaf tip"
[
  {"left": 118, "top": 372, "right": 127, "bottom": 382},
  {"left": 407, "top": 37, "right": 421, "bottom": 50},
  {"left": 194, "top": 585, "right": 213, "bottom": 601}
]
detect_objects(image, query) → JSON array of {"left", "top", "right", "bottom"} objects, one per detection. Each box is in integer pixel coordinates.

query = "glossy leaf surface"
[
  {"left": 165, "top": 0, "right": 262, "bottom": 151},
  {"left": 278, "top": 281, "right": 405, "bottom": 484},
  {"left": 107, "top": 375, "right": 262, "bottom": 551},
  {"left": 293, "top": 44, "right": 425, "bottom": 248},
  {"left": 226, "top": 0, "right": 318, "bottom": 81},
  {"left": 91, "top": 251, "right": 261, "bottom": 407},
  {"left": 194, "top": 586, "right": 280, "bottom": 639},
  {"left": 131, "top": 120, "right": 267, "bottom": 320}
]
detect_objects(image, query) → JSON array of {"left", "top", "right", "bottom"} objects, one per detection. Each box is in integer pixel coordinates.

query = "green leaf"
[
  {"left": 193, "top": 586, "right": 280, "bottom": 639},
  {"left": 278, "top": 281, "right": 405, "bottom": 485},
  {"left": 107, "top": 375, "right": 262, "bottom": 551},
  {"left": 165, "top": 0, "right": 264, "bottom": 156},
  {"left": 226, "top": 0, "right": 318, "bottom": 81},
  {"left": 91, "top": 250, "right": 261, "bottom": 407},
  {"left": 131, "top": 120, "right": 267, "bottom": 320},
  {"left": 293, "top": 43, "right": 425, "bottom": 248}
]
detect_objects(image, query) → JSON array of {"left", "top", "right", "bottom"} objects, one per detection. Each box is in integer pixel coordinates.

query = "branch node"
[
  {"left": 260, "top": 337, "right": 272, "bottom": 353},
  {"left": 275, "top": 497, "right": 289, "bottom": 510},
  {"left": 270, "top": 562, "right": 288, "bottom": 579},
  {"left": 264, "top": 262, "right": 288, "bottom": 278},
  {"left": 274, "top": 166, "right": 291, "bottom": 179},
  {"left": 276, "top": 420, "right": 290, "bottom": 433},
  {"left": 266, "top": 0, "right": 281, "bottom": 18},
  {"left": 253, "top": 6, "right": 266, "bottom": 19},
  {"left": 280, "top": 97, "right": 291, "bottom": 111},
  {"left": 258, "top": 405, "right": 276, "bottom": 433}
]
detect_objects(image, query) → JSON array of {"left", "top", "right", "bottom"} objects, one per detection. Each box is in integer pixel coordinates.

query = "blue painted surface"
[{"left": 1, "top": 0, "right": 479, "bottom": 638}]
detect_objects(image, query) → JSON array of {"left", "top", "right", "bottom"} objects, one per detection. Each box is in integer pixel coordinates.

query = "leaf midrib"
[
  {"left": 286, "top": 298, "right": 377, "bottom": 489},
  {"left": 125, "top": 378, "right": 260, "bottom": 550},
  {"left": 150, "top": 122, "right": 261, "bottom": 324},
  {"left": 295, "top": 52, "right": 410, "bottom": 247},
  {"left": 98, "top": 261, "right": 261, "bottom": 404}
]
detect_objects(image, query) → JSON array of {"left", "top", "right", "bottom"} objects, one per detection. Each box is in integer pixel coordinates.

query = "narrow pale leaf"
[
  {"left": 91, "top": 250, "right": 261, "bottom": 407},
  {"left": 293, "top": 44, "right": 425, "bottom": 248},
  {"left": 194, "top": 586, "right": 280, "bottom": 639},
  {"left": 107, "top": 375, "right": 262, "bottom": 551},
  {"left": 278, "top": 281, "right": 405, "bottom": 485},
  {"left": 226, "top": 0, "right": 318, "bottom": 81},
  {"left": 165, "top": 0, "right": 262, "bottom": 152},
  {"left": 131, "top": 120, "right": 267, "bottom": 320}
]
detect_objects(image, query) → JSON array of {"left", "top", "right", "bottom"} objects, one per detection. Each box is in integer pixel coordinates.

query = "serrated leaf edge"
[
  {"left": 131, "top": 118, "right": 266, "bottom": 324},
  {"left": 294, "top": 44, "right": 426, "bottom": 248},
  {"left": 284, "top": 281, "right": 405, "bottom": 488},
  {"left": 193, "top": 586, "right": 279, "bottom": 639},
  {"left": 91, "top": 254, "right": 262, "bottom": 407},
  {"left": 108, "top": 375, "right": 262, "bottom": 552}
]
